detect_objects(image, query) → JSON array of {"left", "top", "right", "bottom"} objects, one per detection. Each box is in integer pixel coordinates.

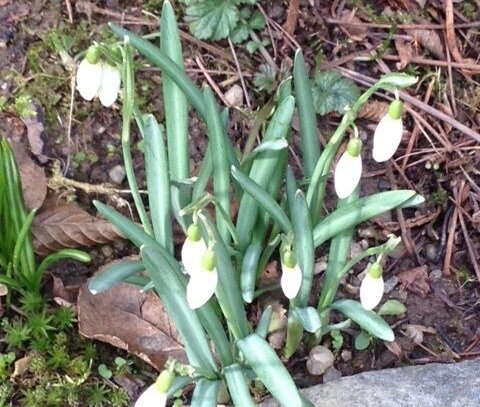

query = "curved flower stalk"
[
  {"left": 372, "top": 99, "right": 404, "bottom": 162},
  {"left": 135, "top": 369, "right": 174, "bottom": 407},
  {"left": 181, "top": 223, "right": 218, "bottom": 309},
  {"left": 76, "top": 46, "right": 121, "bottom": 107},
  {"left": 281, "top": 250, "right": 302, "bottom": 299},
  {"left": 334, "top": 137, "right": 362, "bottom": 199},
  {"left": 359, "top": 263, "right": 384, "bottom": 310}
]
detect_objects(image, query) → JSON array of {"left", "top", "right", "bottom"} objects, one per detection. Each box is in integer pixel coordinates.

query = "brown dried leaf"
[
  {"left": 9, "top": 139, "right": 47, "bottom": 211},
  {"left": 408, "top": 29, "right": 445, "bottom": 60},
  {"left": 358, "top": 100, "right": 389, "bottom": 121},
  {"left": 12, "top": 353, "right": 34, "bottom": 378},
  {"left": 339, "top": 10, "right": 367, "bottom": 42},
  {"left": 385, "top": 340, "right": 403, "bottom": 357},
  {"left": 394, "top": 39, "right": 413, "bottom": 69},
  {"left": 22, "top": 101, "right": 47, "bottom": 163},
  {"left": 402, "top": 324, "right": 436, "bottom": 345},
  {"left": 398, "top": 265, "right": 431, "bottom": 297},
  {"left": 78, "top": 280, "right": 186, "bottom": 371},
  {"left": 32, "top": 202, "right": 123, "bottom": 255}
]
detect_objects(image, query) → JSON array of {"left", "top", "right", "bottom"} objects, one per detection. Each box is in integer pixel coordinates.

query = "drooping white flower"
[
  {"left": 281, "top": 250, "right": 302, "bottom": 299},
  {"left": 76, "top": 58, "right": 103, "bottom": 101},
  {"left": 76, "top": 46, "right": 121, "bottom": 107},
  {"left": 360, "top": 263, "right": 384, "bottom": 310},
  {"left": 186, "top": 247, "right": 218, "bottom": 309},
  {"left": 98, "top": 64, "right": 122, "bottom": 107},
  {"left": 334, "top": 138, "right": 362, "bottom": 199},
  {"left": 372, "top": 100, "right": 404, "bottom": 162},
  {"left": 135, "top": 369, "right": 174, "bottom": 407},
  {"left": 181, "top": 224, "right": 207, "bottom": 276}
]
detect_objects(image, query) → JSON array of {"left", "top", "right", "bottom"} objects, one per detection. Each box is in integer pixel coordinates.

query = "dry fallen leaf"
[
  {"left": 408, "top": 28, "right": 445, "bottom": 60},
  {"left": 21, "top": 100, "right": 47, "bottom": 163},
  {"left": 9, "top": 138, "right": 47, "bottom": 211},
  {"left": 394, "top": 39, "right": 413, "bottom": 69},
  {"left": 32, "top": 202, "right": 123, "bottom": 255},
  {"left": 12, "top": 353, "right": 34, "bottom": 378},
  {"left": 398, "top": 264, "right": 431, "bottom": 297},
  {"left": 402, "top": 324, "right": 436, "bottom": 345},
  {"left": 358, "top": 100, "right": 389, "bottom": 121},
  {"left": 339, "top": 9, "right": 367, "bottom": 42},
  {"left": 385, "top": 340, "right": 403, "bottom": 357},
  {"left": 78, "top": 281, "right": 186, "bottom": 371}
]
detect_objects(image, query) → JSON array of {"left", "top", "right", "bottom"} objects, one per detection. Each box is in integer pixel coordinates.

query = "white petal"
[
  {"left": 281, "top": 263, "right": 302, "bottom": 299},
  {"left": 334, "top": 151, "right": 362, "bottom": 199},
  {"left": 181, "top": 237, "right": 207, "bottom": 276},
  {"left": 98, "top": 64, "right": 121, "bottom": 107},
  {"left": 372, "top": 115, "right": 403, "bottom": 162},
  {"left": 135, "top": 384, "right": 167, "bottom": 407},
  {"left": 187, "top": 268, "right": 218, "bottom": 309},
  {"left": 360, "top": 273, "right": 384, "bottom": 310},
  {"left": 76, "top": 59, "right": 102, "bottom": 101}
]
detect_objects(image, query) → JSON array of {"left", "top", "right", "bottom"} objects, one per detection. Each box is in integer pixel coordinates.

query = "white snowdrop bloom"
[
  {"left": 281, "top": 250, "right": 302, "bottom": 300},
  {"left": 181, "top": 224, "right": 207, "bottom": 276},
  {"left": 98, "top": 64, "right": 122, "bottom": 107},
  {"left": 186, "top": 248, "right": 218, "bottom": 309},
  {"left": 372, "top": 100, "right": 404, "bottom": 162},
  {"left": 334, "top": 138, "right": 362, "bottom": 199},
  {"left": 135, "top": 383, "right": 167, "bottom": 407},
  {"left": 359, "top": 263, "right": 384, "bottom": 310},
  {"left": 135, "top": 370, "right": 174, "bottom": 407},
  {"left": 76, "top": 58, "right": 103, "bottom": 101}
]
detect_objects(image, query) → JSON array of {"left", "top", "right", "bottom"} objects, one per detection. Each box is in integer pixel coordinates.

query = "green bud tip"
[
  {"left": 388, "top": 99, "right": 403, "bottom": 120},
  {"left": 202, "top": 249, "right": 216, "bottom": 271},
  {"left": 368, "top": 263, "right": 383, "bottom": 279},
  {"left": 282, "top": 250, "right": 297, "bottom": 268},
  {"left": 186, "top": 224, "right": 201, "bottom": 242},
  {"left": 85, "top": 46, "right": 100, "bottom": 64},
  {"left": 347, "top": 137, "right": 363, "bottom": 157},
  {"left": 156, "top": 369, "right": 175, "bottom": 393}
]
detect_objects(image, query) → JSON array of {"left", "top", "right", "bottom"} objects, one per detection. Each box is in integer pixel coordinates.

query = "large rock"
[{"left": 261, "top": 360, "right": 480, "bottom": 407}]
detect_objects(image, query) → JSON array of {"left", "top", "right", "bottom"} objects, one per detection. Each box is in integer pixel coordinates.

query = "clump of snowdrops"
[{"left": 77, "top": 2, "right": 423, "bottom": 406}]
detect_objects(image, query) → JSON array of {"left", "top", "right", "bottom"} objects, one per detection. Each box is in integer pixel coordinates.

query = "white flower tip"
[
  {"left": 334, "top": 151, "right": 362, "bottom": 199},
  {"left": 135, "top": 384, "right": 167, "bottom": 407},
  {"left": 187, "top": 270, "right": 218, "bottom": 309},
  {"left": 98, "top": 65, "right": 121, "bottom": 107},
  {"left": 76, "top": 59, "right": 102, "bottom": 101},
  {"left": 281, "top": 264, "right": 302, "bottom": 299},
  {"left": 360, "top": 273, "right": 384, "bottom": 310},
  {"left": 372, "top": 115, "right": 403, "bottom": 162}
]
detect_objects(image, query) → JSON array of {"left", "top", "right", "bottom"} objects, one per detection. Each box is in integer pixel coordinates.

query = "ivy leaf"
[
  {"left": 311, "top": 71, "right": 360, "bottom": 115},
  {"left": 185, "top": 0, "right": 239, "bottom": 41}
]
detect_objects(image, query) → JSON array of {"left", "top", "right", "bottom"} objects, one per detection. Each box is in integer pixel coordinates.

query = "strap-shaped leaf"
[
  {"left": 231, "top": 166, "right": 292, "bottom": 234},
  {"left": 313, "top": 190, "right": 424, "bottom": 247},
  {"left": 331, "top": 299, "right": 394, "bottom": 341},
  {"left": 292, "top": 306, "right": 321, "bottom": 333},
  {"left": 144, "top": 115, "right": 173, "bottom": 252},
  {"left": 191, "top": 378, "right": 220, "bottom": 407},
  {"left": 141, "top": 245, "right": 218, "bottom": 374},
  {"left": 224, "top": 364, "right": 257, "bottom": 407},
  {"left": 88, "top": 260, "right": 144, "bottom": 295},
  {"left": 109, "top": 23, "right": 206, "bottom": 119},
  {"left": 292, "top": 190, "right": 314, "bottom": 307},
  {"left": 293, "top": 50, "right": 320, "bottom": 178},
  {"left": 241, "top": 238, "right": 262, "bottom": 303},
  {"left": 237, "top": 333, "right": 308, "bottom": 407},
  {"left": 235, "top": 96, "right": 295, "bottom": 248},
  {"left": 255, "top": 305, "right": 273, "bottom": 339}
]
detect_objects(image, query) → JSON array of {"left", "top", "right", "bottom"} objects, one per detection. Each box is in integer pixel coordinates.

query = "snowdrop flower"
[
  {"left": 334, "top": 137, "right": 362, "bottom": 199},
  {"left": 372, "top": 99, "right": 404, "bottom": 162},
  {"left": 76, "top": 46, "right": 121, "bottom": 107},
  {"left": 135, "top": 369, "right": 174, "bottom": 407},
  {"left": 360, "top": 263, "right": 384, "bottom": 310},
  {"left": 181, "top": 224, "right": 218, "bottom": 309},
  {"left": 281, "top": 250, "right": 302, "bottom": 299}
]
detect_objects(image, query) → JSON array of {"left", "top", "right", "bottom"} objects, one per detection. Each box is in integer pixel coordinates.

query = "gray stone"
[
  {"left": 109, "top": 164, "right": 126, "bottom": 184},
  {"left": 261, "top": 360, "right": 480, "bottom": 407},
  {"left": 224, "top": 84, "right": 243, "bottom": 107},
  {"left": 306, "top": 346, "right": 334, "bottom": 376}
]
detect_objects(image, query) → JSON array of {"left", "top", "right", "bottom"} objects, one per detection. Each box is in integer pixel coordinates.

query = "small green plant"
[{"left": 78, "top": 2, "right": 422, "bottom": 405}]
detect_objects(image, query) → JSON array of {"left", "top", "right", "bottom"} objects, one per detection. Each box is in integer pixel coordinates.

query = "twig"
[
  {"left": 63, "top": 70, "right": 76, "bottom": 176},
  {"left": 444, "top": 202, "right": 459, "bottom": 276},
  {"left": 195, "top": 57, "right": 230, "bottom": 108},
  {"left": 65, "top": 0, "right": 73, "bottom": 23},
  {"left": 325, "top": 18, "right": 480, "bottom": 30},
  {"left": 228, "top": 38, "right": 251, "bottom": 108},
  {"left": 443, "top": 31, "right": 458, "bottom": 117},
  {"left": 369, "top": 55, "right": 480, "bottom": 72},
  {"left": 445, "top": 0, "right": 467, "bottom": 66}
]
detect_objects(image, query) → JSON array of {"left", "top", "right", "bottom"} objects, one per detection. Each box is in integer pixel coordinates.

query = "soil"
[{"left": 1, "top": 0, "right": 479, "bottom": 402}]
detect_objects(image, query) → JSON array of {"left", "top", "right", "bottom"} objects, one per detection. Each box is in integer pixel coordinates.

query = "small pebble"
[
  {"left": 429, "top": 269, "right": 443, "bottom": 280},
  {"left": 384, "top": 276, "right": 399, "bottom": 293},
  {"left": 100, "top": 245, "right": 113, "bottom": 258},
  {"left": 341, "top": 349, "right": 352, "bottom": 362},
  {"left": 306, "top": 346, "right": 335, "bottom": 376},
  {"left": 109, "top": 164, "right": 126, "bottom": 184},
  {"left": 323, "top": 366, "right": 342, "bottom": 383},
  {"left": 224, "top": 84, "right": 244, "bottom": 107},
  {"left": 314, "top": 260, "right": 328, "bottom": 275}
]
